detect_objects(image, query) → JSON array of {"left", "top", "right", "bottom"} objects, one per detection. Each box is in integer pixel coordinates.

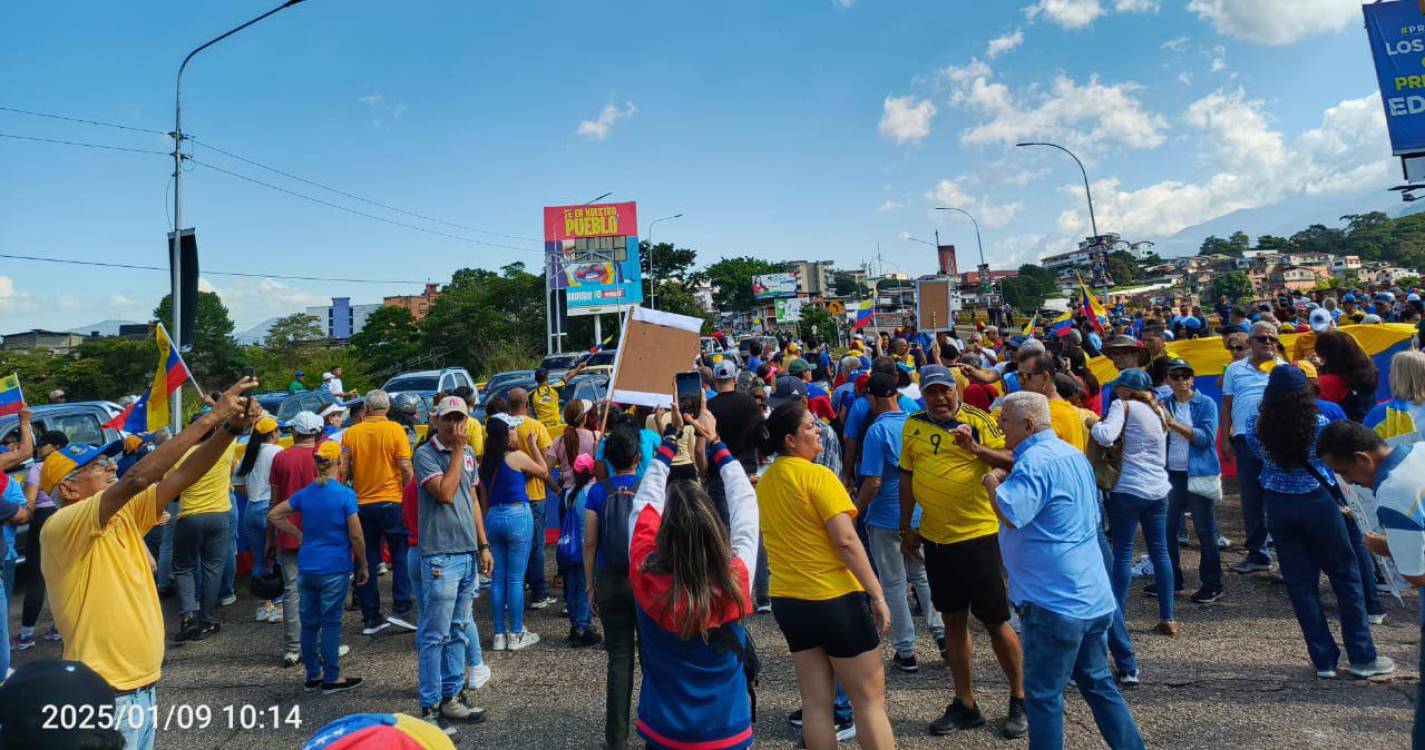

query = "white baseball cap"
[
  {"left": 289, "top": 411, "right": 323, "bottom": 435},
  {"left": 433, "top": 396, "right": 469, "bottom": 418},
  {"left": 321, "top": 372, "right": 334, "bottom": 382},
  {"left": 1308, "top": 308, "right": 1333, "bottom": 333},
  {"left": 318, "top": 403, "right": 345, "bottom": 419}
]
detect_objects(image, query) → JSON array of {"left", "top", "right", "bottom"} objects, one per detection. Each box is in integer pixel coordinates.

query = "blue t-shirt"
[
  {"left": 745, "top": 356, "right": 763, "bottom": 372},
  {"left": 857, "top": 411, "right": 918, "bottom": 530},
  {"left": 288, "top": 480, "right": 359, "bottom": 575},
  {"left": 595, "top": 429, "right": 659, "bottom": 478},
  {"left": 832, "top": 381, "right": 859, "bottom": 415},
  {"left": 585, "top": 473, "right": 641, "bottom": 569},
  {"left": 0, "top": 478, "right": 22, "bottom": 560},
  {"left": 1317, "top": 399, "right": 1347, "bottom": 423},
  {"left": 845, "top": 393, "right": 920, "bottom": 444}
]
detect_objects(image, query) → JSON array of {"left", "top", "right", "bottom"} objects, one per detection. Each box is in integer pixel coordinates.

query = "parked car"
[
  {"left": 539, "top": 353, "right": 582, "bottom": 383},
  {"left": 738, "top": 336, "right": 779, "bottom": 358},
  {"left": 0, "top": 402, "right": 120, "bottom": 459},
  {"left": 275, "top": 390, "right": 340, "bottom": 425},
  {"left": 382, "top": 367, "right": 478, "bottom": 402},
  {"left": 560, "top": 372, "right": 609, "bottom": 409},
  {"left": 585, "top": 349, "right": 617, "bottom": 367},
  {"left": 252, "top": 391, "right": 290, "bottom": 416},
  {"left": 473, "top": 372, "right": 538, "bottom": 422}
]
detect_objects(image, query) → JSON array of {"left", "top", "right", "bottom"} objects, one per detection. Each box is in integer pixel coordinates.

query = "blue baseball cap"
[
  {"left": 39, "top": 440, "right": 124, "bottom": 495},
  {"left": 1266, "top": 363, "right": 1308, "bottom": 393},
  {"left": 919, "top": 365, "right": 955, "bottom": 390},
  {"left": 1342, "top": 293, "right": 1357, "bottom": 303},
  {"left": 1107, "top": 368, "right": 1152, "bottom": 393}
]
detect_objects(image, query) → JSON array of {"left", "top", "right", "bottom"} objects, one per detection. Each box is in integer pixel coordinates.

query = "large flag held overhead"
[
  {"left": 1076, "top": 273, "right": 1108, "bottom": 335},
  {"left": 0, "top": 373, "right": 24, "bottom": 417},
  {"left": 112, "top": 323, "right": 194, "bottom": 434}
]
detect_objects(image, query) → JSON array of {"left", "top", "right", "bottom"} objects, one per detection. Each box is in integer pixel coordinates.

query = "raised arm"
[{"left": 0, "top": 407, "right": 34, "bottom": 473}]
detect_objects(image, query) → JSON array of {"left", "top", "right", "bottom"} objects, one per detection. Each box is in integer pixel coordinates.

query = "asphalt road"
[{"left": 7, "top": 486, "right": 1419, "bottom": 749}]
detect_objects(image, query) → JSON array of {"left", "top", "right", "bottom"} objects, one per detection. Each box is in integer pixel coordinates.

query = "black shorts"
[
  {"left": 923, "top": 534, "right": 1011, "bottom": 626},
  {"left": 771, "top": 592, "right": 879, "bottom": 659}
]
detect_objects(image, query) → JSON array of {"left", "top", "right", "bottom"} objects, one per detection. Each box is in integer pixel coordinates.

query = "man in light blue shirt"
[
  {"left": 987, "top": 392, "right": 1143, "bottom": 750},
  {"left": 1221, "top": 320, "right": 1284, "bottom": 572}
]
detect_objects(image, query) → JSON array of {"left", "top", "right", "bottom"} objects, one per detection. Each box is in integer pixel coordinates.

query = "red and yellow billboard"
[{"left": 543, "top": 202, "right": 639, "bottom": 241}]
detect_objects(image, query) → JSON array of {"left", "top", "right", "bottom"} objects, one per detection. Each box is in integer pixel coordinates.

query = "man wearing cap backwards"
[
  {"left": 412, "top": 396, "right": 495, "bottom": 730},
  {"left": 344, "top": 389, "right": 417, "bottom": 636},
  {"left": 898, "top": 364, "right": 1027, "bottom": 739},
  {"left": 39, "top": 377, "right": 260, "bottom": 750},
  {"left": 269, "top": 410, "right": 326, "bottom": 667},
  {"left": 1222, "top": 321, "right": 1287, "bottom": 575}
]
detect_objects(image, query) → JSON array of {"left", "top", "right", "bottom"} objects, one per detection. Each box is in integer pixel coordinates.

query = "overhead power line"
[
  {"left": 188, "top": 137, "right": 540, "bottom": 244},
  {"left": 0, "top": 132, "right": 168, "bottom": 156},
  {"left": 189, "top": 157, "right": 539, "bottom": 254},
  {"left": 0, "top": 252, "right": 431, "bottom": 285},
  {"left": 0, "top": 105, "right": 168, "bottom": 135}
]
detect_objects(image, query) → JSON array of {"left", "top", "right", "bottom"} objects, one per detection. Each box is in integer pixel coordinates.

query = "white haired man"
[{"left": 986, "top": 391, "right": 1144, "bottom": 750}]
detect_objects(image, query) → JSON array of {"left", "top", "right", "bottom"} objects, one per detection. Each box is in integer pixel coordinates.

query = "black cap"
[
  {"left": 0, "top": 660, "right": 120, "bottom": 749},
  {"left": 1163, "top": 358, "right": 1193, "bottom": 375},
  {"left": 768, "top": 374, "right": 808, "bottom": 408},
  {"left": 867, "top": 372, "right": 898, "bottom": 398}
]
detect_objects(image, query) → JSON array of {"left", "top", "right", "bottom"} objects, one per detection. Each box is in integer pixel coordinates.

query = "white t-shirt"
[
  {"left": 326, "top": 377, "right": 344, "bottom": 395},
  {"left": 1091, "top": 398, "right": 1171, "bottom": 500},
  {"left": 1166, "top": 399, "right": 1191, "bottom": 472},
  {"left": 242, "top": 443, "right": 282, "bottom": 503}
]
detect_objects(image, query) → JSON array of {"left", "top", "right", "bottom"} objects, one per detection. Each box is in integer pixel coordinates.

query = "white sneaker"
[
  {"left": 362, "top": 621, "right": 391, "bottom": 636},
  {"left": 268, "top": 604, "right": 284, "bottom": 623},
  {"left": 468, "top": 662, "right": 492, "bottom": 691},
  {"left": 387, "top": 615, "right": 418, "bottom": 632},
  {"left": 219, "top": 594, "right": 237, "bottom": 607},
  {"left": 1368, "top": 613, "right": 1387, "bottom": 626},
  {"left": 1346, "top": 656, "right": 1396, "bottom": 679},
  {"left": 491, "top": 634, "right": 506, "bottom": 652},
  {"left": 256, "top": 605, "right": 270, "bottom": 622},
  {"left": 507, "top": 631, "right": 540, "bottom": 651},
  {"left": 338, "top": 644, "right": 351, "bottom": 658},
  {"left": 282, "top": 651, "right": 300, "bottom": 668}
]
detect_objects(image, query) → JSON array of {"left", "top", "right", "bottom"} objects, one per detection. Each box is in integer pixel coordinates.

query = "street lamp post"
[
  {"left": 171, "top": 0, "right": 308, "bottom": 430},
  {"left": 1015, "top": 141, "right": 1098, "bottom": 238},
  {"left": 935, "top": 205, "right": 991, "bottom": 303},
  {"left": 645, "top": 213, "right": 682, "bottom": 310}
]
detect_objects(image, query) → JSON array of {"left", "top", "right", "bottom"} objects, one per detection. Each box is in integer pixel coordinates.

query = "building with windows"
[
  {"left": 785, "top": 259, "right": 835, "bottom": 297},
  {"left": 384, "top": 282, "right": 442, "bottom": 320},
  {"left": 1, "top": 329, "right": 89, "bottom": 354},
  {"left": 307, "top": 297, "right": 382, "bottom": 340}
]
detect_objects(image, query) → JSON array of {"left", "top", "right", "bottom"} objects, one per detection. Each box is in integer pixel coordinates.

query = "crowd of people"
[{"left": 2, "top": 282, "right": 1425, "bottom": 749}]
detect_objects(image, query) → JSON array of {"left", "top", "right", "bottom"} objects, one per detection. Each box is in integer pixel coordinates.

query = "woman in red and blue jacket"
[{"left": 628, "top": 392, "right": 759, "bottom": 750}]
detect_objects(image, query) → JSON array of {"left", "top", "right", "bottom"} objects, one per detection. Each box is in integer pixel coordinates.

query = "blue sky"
[{"left": 0, "top": 0, "right": 1389, "bottom": 331}]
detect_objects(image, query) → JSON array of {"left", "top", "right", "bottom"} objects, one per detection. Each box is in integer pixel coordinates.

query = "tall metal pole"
[
  {"left": 935, "top": 205, "right": 987, "bottom": 300},
  {"left": 1015, "top": 141, "right": 1098, "bottom": 238},
  {"left": 645, "top": 214, "right": 682, "bottom": 310},
  {"left": 171, "top": 0, "right": 308, "bottom": 431}
]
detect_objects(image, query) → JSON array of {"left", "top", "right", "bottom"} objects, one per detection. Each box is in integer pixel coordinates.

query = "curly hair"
[
  {"left": 1254, "top": 386, "right": 1320, "bottom": 469},
  {"left": 1315, "top": 329, "right": 1378, "bottom": 394}
]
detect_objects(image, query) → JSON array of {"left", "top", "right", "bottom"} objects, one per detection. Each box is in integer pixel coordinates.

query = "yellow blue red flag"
[
  {"left": 0, "top": 373, "right": 24, "bottom": 417},
  {"left": 115, "top": 323, "right": 193, "bottom": 433}
]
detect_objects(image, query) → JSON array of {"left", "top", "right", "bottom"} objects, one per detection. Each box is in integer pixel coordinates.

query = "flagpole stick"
[{"left": 14, "top": 373, "right": 25, "bottom": 408}]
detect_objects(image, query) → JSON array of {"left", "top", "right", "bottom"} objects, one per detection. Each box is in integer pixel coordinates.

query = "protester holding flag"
[{"left": 39, "top": 377, "right": 260, "bottom": 750}]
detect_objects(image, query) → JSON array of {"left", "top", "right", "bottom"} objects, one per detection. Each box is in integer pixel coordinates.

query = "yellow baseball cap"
[
  {"left": 40, "top": 441, "right": 123, "bottom": 495},
  {"left": 255, "top": 416, "right": 278, "bottom": 434},
  {"left": 315, "top": 440, "right": 343, "bottom": 461}
]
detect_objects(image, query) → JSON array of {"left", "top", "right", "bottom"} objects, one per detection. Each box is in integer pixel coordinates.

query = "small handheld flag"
[
  {"left": 1022, "top": 314, "right": 1038, "bottom": 337},
  {"left": 120, "top": 323, "right": 195, "bottom": 434},
  {"left": 853, "top": 300, "right": 874, "bottom": 330},
  {"left": 0, "top": 373, "right": 25, "bottom": 417}
]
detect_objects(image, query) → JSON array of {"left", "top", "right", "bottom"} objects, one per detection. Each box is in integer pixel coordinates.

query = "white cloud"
[
  {"left": 876, "top": 200, "right": 905, "bottom": 213},
  {"left": 926, "top": 176, "right": 1023, "bottom": 228},
  {"left": 357, "top": 94, "right": 384, "bottom": 107},
  {"left": 833, "top": 0, "right": 855, "bottom": 7},
  {"left": 1177, "top": 72, "right": 1194, "bottom": 86},
  {"left": 1209, "top": 44, "right": 1228, "bottom": 72},
  {"left": 1113, "top": 0, "right": 1158, "bottom": 10},
  {"left": 576, "top": 102, "right": 637, "bottom": 141},
  {"left": 1024, "top": 0, "right": 1105, "bottom": 29},
  {"left": 199, "top": 276, "right": 326, "bottom": 330},
  {"left": 952, "top": 68, "right": 1168, "bottom": 152},
  {"left": 0, "top": 276, "right": 35, "bottom": 315},
  {"left": 986, "top": 30, "right": 1025, "bottom": 59},
  {"left": 994, "top": 234, "right": 1049, "bottom": 267},
  {"left": 1053, "top": 89, "right": 1390, "bottom": 238},
  {"left": 1186, "top": 0, "right": 1358, "bottom": 45},
  {"left": 1161, "top": 36, "right": 1191, "bottom": 52},
  {"left": 879, "top": 95, "right": 938, "bottom": 144}
]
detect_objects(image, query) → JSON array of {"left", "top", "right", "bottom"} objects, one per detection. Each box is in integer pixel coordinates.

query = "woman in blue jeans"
[
  {"left": 1089, "top": 368, "right": 1178, "bottom": 636},
  {"left": 268, "top": 440, "right": 367, "bottom": 693},
  {"left": 235, "top": 417, "right": 283, "bottom": 622},
  {"left": 480, "top": 415, "right": 550, "bottom": 651},
  {"left": 1247, "top": 364, "right": 1394, "bottom": 679},
  {"left": 1157, "top": 359, "right": 1225, "bottom": 604}
]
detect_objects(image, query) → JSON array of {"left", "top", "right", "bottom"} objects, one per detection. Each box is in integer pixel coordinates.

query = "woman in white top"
[
  {"left": 1091, "top": 367, "right": 1178, "bottom": 635},
  {"left": 235, "top": 415, "right": 283, "bottom": 622}
]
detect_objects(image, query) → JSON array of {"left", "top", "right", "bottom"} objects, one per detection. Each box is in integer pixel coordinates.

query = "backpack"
[
  {"left": 596, "top": 478, "right": 638, "bottom": 573},
  {"left": 556, "top": 486, "right": 585, "bottom": 570}
]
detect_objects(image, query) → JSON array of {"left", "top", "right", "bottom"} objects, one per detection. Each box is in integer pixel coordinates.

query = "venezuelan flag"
[
  {"left": 0, "top": 373, "right": 24, "bottom": 417},
  {"left": 1023, "top": 314, "right": 1038, "bottom": 337},
  {"left": 1076, "top": 273, "right": 1108, "bottom": 335},
  {"left": 854, "top": 299, "right": 874, "bottom": 330},
  {"left": 1046, "top": 310, "right": 1074, "bottom": 337},
  {"left": 119, "top": 323, "right": 193, "bottom": 433}
]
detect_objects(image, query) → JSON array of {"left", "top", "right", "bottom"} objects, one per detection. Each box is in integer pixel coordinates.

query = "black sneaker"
[
  {"left": 303, "top": 678, "right": 323, "bottom": 693},
  {"left": 936, "top": 636, "right": 948, "bottom": 662},
  {"left": 421, "top": 707, "right": 457, "bottom": 736},
  {"left": 788, "top": 708, "right": 803, "bottom": 728},
  {"left": 322, "top": 677, "right": 363, "bottom": 695},
  {"left": 1142, "top": 583, "right": 1184, "bottom": 597},
  {"left": 568, "top": 628, "right": 603, "bottom": 648},
  {"left": 929, "top": 699, "right": 985, "bottom": 735},
  {"left": 1003, "top": 697, "right": 1027, "bottom": 739},
  {"left": 174, "top": 615, "right": 201, "bottom": 643},
  {"left": 198, "top": 622, "right": 221, "bottom": 638},
  {"left": 1190, "top": 587, "right": 1224, "bottom": 604},
  {"left": 892, "top": 653, "right": 919, "bottom": 673}
]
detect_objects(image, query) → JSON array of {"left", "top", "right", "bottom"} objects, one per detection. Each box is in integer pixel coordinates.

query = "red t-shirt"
[
  {"left": 401, "top": 477, "right": 419, "bottom": 547},
  {"left": 1316, "top": 372, "right": 1349, "bottom": 404},
  {"left": 963, "top": 383, "right": 995, "bottom": 412},
  {"left": 269, "top": 445, "right": 317, "bottom": 551}
]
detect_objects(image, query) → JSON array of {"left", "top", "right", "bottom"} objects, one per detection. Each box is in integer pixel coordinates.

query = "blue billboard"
[{"left": 1365, "top": 1, "right": 1425, "bottom": 155}]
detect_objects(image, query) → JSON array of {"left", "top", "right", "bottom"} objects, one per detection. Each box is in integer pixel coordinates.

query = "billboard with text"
[
  {"left": 753, "top": 272, "right": 798, "bottom": 300},
  {"left": 544, "top": 202, "right": 643, "bottom": 314}
]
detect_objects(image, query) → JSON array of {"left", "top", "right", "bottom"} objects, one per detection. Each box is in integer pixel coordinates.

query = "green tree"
[
  {"left": 648, "top": 280, "right": 714, "bottom": 333},
  {"left": 1107, "top": 250, "right": 1139, "bottom": 285},
  {"left": 641, "top": 241, "right": 699, "bottom": 284},
  {"left": 797, "top": 305, "right": 838, "bottom": 346},
  {"left": 350, "top": 306, "right": 424, "bottom": 382},
  {"left": 265, "top": 313, "right": 323, "bottom": 352},
  {"left": 1229, "top": 231, "right": 1251, "bottom": 252},
  {"left": 1288, "top": 224, "right": 1347, "bottom": 256},
  {"left": 1198, "top": 234, "right": 1243, "bottom": 257},
  {"left": 831, "top": 271, "right": 871, "bottom": 298},
  {"left": 700, "top": 257, "right": 786, "bottom": 312},
  {"left": 154, "top": 291, "right": 242, "bottom": 383},
  {"left": 67, "top": 338, "right": 157, "bottom": 398},
  {"left": 421, "top": 264, "right": 546, "bottom": 379},
  {"left": 1208, "top": 271, "right": 1254, "bottom": 304},
  {"left": 1256, "top": 234, "right": 1292, "bottom": 252},
  {"left": 999, "top": 264, "right": 1059, "bottom": 313}
]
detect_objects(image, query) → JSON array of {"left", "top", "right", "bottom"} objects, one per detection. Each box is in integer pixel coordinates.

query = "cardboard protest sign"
[
  {"left": 917, "top": 277, "right": 953, "bottom": 332},
  {"left": 608, "top": 306, "right": 703, "bottom": 408}
]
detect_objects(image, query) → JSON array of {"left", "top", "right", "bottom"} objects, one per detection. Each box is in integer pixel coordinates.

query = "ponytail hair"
[{"left": 236, "top": 427, "right": 276, "bottom": 478}]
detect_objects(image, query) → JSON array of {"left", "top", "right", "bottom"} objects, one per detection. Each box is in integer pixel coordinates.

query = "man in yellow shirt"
[
  {"left": 169, "top": 421, "right": 241, "bottom": 641},
  {"left": 40, "top": 379, "right": 260, "bottom": 750},
  {"left": 343, "top": 389, "right": 416, "bottom": 635},
  {"left": 898, "top": 365, "right": 1027, "bottom": 739},
  {"left": 506, "top": 387, "right": 557, "bottom": 608},
  {"left": 530, "top": 368, "right": 563, "bottom": 432},
  {"left": 1017, "top": 350, "right": 1087, "bottom": 452}
]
